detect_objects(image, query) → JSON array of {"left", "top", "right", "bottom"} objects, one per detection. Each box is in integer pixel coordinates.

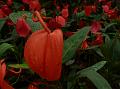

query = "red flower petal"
[
  {"left": 92, "top": 5, "right": 97, "bottom": 13},
  {"left": 84, "top": 6, "right": 92, "bottom": 16},
  {"left": 56, "top": 16, "right": 66, "bottom": 27},
  {"left": 47, "top": 18, "right": 61, "bottom": 29},
  {"left": 102, "top": 5, "right": 109, "bottom": 13},
  {"left": 16, "top": 18, "right": 31, "bottom": 37},
  {"left": 61, "top": 8, "right": 69, "bottom": 19},
  {"left": 0, "top": 60, "right": 6, "bottom": 87},
  {"left": 2, "top": 81, "right": 14, "bottom": 89},
  {"left": 91, "top": 21, "right": 101, "bottom": 33},
  {"left": 91, "top": 34, "right": 103, "bottom": 45},
  {"left": 1, "top": 5, "right": 12, "bottom": 16},
  {"left": 7, "top": 0, "right": 13, "bottom": 6},
  {"left": 29, "top": 0, "right": 41, "bottom": 11},
  {"left": 81, "top": 40, "right": 88, "bottom": 49},
  {"left": 0, "top": 9, "right": 6, "bottom": 18},
  {"left": 24, "top": 29, "right": 63, "bottom": 81}
]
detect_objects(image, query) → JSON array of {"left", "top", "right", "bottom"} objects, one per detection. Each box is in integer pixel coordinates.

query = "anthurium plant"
[{"left": 0, "top": 0, "right": 120, "bottom": 89}]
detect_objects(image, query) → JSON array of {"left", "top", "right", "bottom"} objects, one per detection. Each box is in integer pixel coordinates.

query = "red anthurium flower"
[
  {"left": 56, "top": 16, "right": 66, "bottom": 27},
  {"left": 92, "top": 5, "right": 97, "bottom": 13},
  {"left": 107, "top": 9, "right": 117, "bottom": 19},
  {"left": 0, "top": 60, "right": 6, "bottom": 87},
  {"left": 1, "top": 5, "right": 12, "bottom": 16},
  {"left": 73, "top": 7, "right": 78, "bottom": 14},
  {"left": 56, "top": 5, "right": 61, "bottom": 11},
  {"left": 106, "top": 1, "right": 112, "bottom": 7},
  {"left": 84, "top": 5, "right": 92, "bottom": 16},
  {"left": 0, "top": 9, "right": 6, "bottom": 18},
  {"left": 91, "top": 34, "right": 103, "bottom": 45},
  {"left": 16, "top": 18, "right": 31, "bottom": 37},
  {"left": 102, "top": 5, "right": 109, "bottom": 13},
  {"left": 7, "top": 0, "right": 13, "bottom": 6},
  {"left": 0, "top": 60, "right": 14, "bottom": 89},
  {"left": 81, "top": 40, "right": 88, "bottom": 49},
  {"left": 29, "top": 0, "right": 41, "bottom": 11},
  {"left": 61, "top": 8, "right": 69, "bottom": 19},
  {"left": 91, "top": 21, "right": 101, "bottom": 33},
  {"left": 24, "top": 11, "right": 63, "bottom": 81},
  {"left": 47, "top": 18, "right": 61, "bottom": 30}
]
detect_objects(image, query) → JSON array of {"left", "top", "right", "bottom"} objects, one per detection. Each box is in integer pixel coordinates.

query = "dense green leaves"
[
  {"left": 0, "top": 43, "right": 14, "bottom": 57},
  {"left": 9, "top": 11, "right": 43, "bottom": 32},
  {"left": 77, "top": 61, "right": 112, "bottom": 89},
  {"left": 79, "top": 70, "right": 112, "bottom": 89},
  {"left": 62, "top": 27, "right": 90, "bottom": 63}
]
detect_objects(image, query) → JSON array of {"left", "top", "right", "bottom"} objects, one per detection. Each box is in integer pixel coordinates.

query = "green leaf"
[
  {"left": 104, "top": 23, "right": 117, "bottom": 32},
  {"left": 77, "top": 61, "right": 107, "bottom": 73},
  {"left": 0, "top": 43, "right": 14, "bottom": 57},
  {"left": 8, "top": 63, "right": 29, "bottom": 69},
  {"left": 78, "top": 70, "right": 112, "bottom": 89},
  {"left": 100, "top": 34, "right": 112, "bottom": 59},
  {"left": 77, "top": 61, "right": 111, "bottom": 89},
  {"left": 0, "top": 18, "right": 6, "bottom": 31},
  {"left": 111, "top": 38, "right": 120, "bottom": 60},
  {"left": 62, "top": 27, "right": 90, "bottom": 63},
  {"left": 9, "top": 11, "right": 43, "bottom": 32},
  {"left": 87, "top": 61, "right": 107, "bottom": 71},
  {"left": 77, "top": 11, "right": 85, "bottom": 19}
]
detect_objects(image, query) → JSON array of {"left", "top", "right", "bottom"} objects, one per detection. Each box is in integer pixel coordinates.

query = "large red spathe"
[{"left": 24, "top": 11, "right": 63, "bottom": 81}]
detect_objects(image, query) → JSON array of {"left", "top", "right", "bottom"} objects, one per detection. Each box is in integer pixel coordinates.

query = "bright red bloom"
[
  {"left": 24, "top": 11, "right": 63, "bottom": 81},
  {"left": 29, "top": 0, "right": 41, "bottom": 11},
  {"left": 102, "top": 5, "right": 109, "bottom": 13},
  {"left": 47, "top": 18, "right": 61, "bottom": 30},
  {"left": 56, "top": 16, "right": 66, "bottom": 27},
  {"left": 16, "top": 18, "right": 31, "bottom": 37},
  {"left": 0, "top": 9, "right": 6, "bottom": 18},
  {"left": 7, "top": 0, "right": 13, "bottom": 6},
  {"left": 1, "top": 5, "right": 12, "bottom": 16},
  {"left": 0, "top": 60, "right": 14, "bottom": 89},
  {"left": 92, "top": 5, "right": 97, "bottom": 13},
  {"left": 107, "top": 9, "right": 117, "bottom": 19},
  {"left": 81, "top": 40, "right": 88, "bottom": 49},
  {"left": 91, "top": 21, "right": 101, "bottom": 33},
  {"left": 91, "top": 34, "right": 103, "bottom": 45},
  {"left": 61, "top": 8, "right": 69, "bottom": 19},
  {"left": 0, "top": 60, "right": 6, "bottom": 87},
  {"left": 84, "top": 6, "right": 92, "bottom": 16}
]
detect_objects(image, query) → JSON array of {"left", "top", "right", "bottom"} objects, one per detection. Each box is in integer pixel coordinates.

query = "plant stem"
[{"left": 34, "top": 11, "right": 51, "bottom": 33}]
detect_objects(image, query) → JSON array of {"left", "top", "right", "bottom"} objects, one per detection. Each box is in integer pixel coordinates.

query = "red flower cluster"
[
  {"left": 16, "top": 18, "right": 31, "bottom": 37},
  {"left": 22, "top": 0, "right": 41, "bottom": 11},
  {"left": 84, "top": 5, "right": 96, "bottom": 16},
  {"left": 102, "top": 1, "right": 117, "bottom": 19}
]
